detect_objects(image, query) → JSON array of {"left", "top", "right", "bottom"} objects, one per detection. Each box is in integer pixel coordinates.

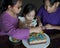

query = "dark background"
[
  {"left": 0, "top": 0, "right": 43, "bottom": 15},
  {"left": 19, "top": 0, "right": 43, "bottom": 15},
  {"left": 23, "top": 0, "right": 43, "bottom": 10}
]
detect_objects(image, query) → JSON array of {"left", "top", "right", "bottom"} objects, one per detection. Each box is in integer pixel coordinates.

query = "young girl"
[
  {"left": 0, "top": 0, "right": 43, "bottom": 47},
  {"left": 37, "top": 0, "right": 60, "bottom": 30},
  {"left": 0, "top": 0, "right": 42, "bottom": 40},
  {"left": 18, "top": 4, "right": 38, "bottom": 28},
  {"left": 37, "top": 0, "right": 60, "bottom": 47}
]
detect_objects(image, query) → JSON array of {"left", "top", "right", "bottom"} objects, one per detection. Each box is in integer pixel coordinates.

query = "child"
[
  {"left": 37, "top": 0, "right": 60, "bottom": 30},
  {"left": 18, "top": 4, "right": 38, "bottom": 28},
  {"left": 37, "top": 0, "right": 60, "bottom": 47},
  {"left": 0, "top": 0, "right": 42, "bottom": 40},
  {"left": 0, "top": 0, "right": 43, "bottom": 47}
]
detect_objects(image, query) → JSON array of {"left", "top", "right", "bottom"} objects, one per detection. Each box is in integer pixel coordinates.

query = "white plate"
[
  {"left": 22, "top": 33, "right": 50, "bottom": 48},
  {"left": 9, "top": 36, "right": 20, "bottom": 43}
]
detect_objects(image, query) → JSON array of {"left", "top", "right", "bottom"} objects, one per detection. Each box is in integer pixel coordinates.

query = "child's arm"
[
  {"left": 44, "top": 24, "right": 60, "bottom": 30},
  {"left": 2, "top": 17, "right": 42, "bottom": 40},
  {"left": 2, "top": 17, "right": 29, "bottom": 40},
  {"left": 30, "top": 27, "right": 43, "bottom": 33},
  {"left": 18, "top": 19, "right": 25, "bottom": 28}
]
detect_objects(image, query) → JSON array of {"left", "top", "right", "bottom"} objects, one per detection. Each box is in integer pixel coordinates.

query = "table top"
[
  {"left": 22, "top": 33, "right": 50, "bottom": 48},
  {"left": 0, "top": 32, "right": 60, "bottom": 48}
]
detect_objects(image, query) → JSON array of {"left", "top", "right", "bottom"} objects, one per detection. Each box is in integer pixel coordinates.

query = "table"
[
  {"left": 22, "top": 33, "right": 50, "bottom": 48},
  {"left": 0, "top": 32, "right": 60, "bottom": 48}
]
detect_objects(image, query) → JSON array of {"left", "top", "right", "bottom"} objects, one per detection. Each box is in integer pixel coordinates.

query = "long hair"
[
  {"left": 43, "top": 0, "right": 60, "bottom": 6},
  {"left": 0, "top": 0, "right": 22, "bottom": 14},
  {"left": 22, "top": 4, "right": 37, "bottom": 17}
]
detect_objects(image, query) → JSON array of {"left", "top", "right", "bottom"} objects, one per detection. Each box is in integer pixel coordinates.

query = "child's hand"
[
  {"left": 44, "top": 24, "right": 54, "bottom": 29},
  {"left": 30, "top": 27, "right": 43, "bottom": 33}
]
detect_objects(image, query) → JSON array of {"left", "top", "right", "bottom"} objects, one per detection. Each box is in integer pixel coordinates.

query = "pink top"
[{"left": 0, "top": 12, "right": 29, "bottom": 40}]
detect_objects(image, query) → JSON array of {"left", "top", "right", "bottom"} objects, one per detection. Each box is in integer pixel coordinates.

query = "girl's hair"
[
  {"left": 43, "top": 0, "right": 60, "bottom": 6},
  {"left": 0, "top": 0, "right": 22, "bottom": 14},
  {"left": 22, "top": 4, "right": 37, "bottom": 17}
]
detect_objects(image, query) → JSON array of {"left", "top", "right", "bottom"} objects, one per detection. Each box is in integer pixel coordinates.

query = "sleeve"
[
  {"left": 37, "top": 6, "right": 43, "bottom": 17},
  {"left": 1, "top": 15, "right": 29, "bottom": 40}
]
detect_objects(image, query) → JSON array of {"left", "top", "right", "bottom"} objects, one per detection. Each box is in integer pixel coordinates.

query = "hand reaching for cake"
[{"left": 30, "top": 27, "right": 43, "bottom": 33}]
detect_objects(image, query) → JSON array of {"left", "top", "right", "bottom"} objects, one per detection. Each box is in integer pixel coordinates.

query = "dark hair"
[
  {"left": 22, "top": 4, "right": 37, "bottom": 17},
  {"left": 0, "top": 0, "right": 22, "bottom": 14},
  {"left": 43, "top": 0, "right": 60, "bottom": 6}
]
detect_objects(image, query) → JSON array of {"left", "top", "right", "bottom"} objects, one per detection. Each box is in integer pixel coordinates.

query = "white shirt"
[{"left": 18, "top": 16, "right": 37, "bottom": 27}]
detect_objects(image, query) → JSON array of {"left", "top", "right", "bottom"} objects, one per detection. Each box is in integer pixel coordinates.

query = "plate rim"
[{"left": 22, "top": 33, "right": 50, "bottom": 48}]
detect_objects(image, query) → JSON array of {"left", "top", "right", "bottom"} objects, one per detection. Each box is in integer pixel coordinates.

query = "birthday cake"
[{"left": 28, "top": 32, "right": 47, "bottom": 45}]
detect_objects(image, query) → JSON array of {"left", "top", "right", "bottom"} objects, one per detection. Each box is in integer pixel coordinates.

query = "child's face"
[
  {"left": 45, "top": 0, "right": 59, "bottom": 13},
  {"left": 25, "top": 10, "right": 35, "bottom": 21},
  {"left": 11, "top": 1, "right": 22, "bottom": 14}
]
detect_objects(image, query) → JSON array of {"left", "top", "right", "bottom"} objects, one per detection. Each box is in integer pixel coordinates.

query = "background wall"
[
  {"left": 18, "top": 0, "right": 43, "bottom": 15},
  {"left": 0, "top": 0, "right": 43, "bottom": 15},
  {"left": 23, "top": 0, "right": 43, "bottom": 10},
  {"left": 0, "top": 0, "right": 43, "bottom": 10}
]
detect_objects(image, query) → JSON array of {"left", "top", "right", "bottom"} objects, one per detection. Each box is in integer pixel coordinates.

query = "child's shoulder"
[
  {"left": 18, "top": 16, "right": 25, "bottom": 19},
  {"left": 18, "top": 16, "right": 25, "bottom": 22}
]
